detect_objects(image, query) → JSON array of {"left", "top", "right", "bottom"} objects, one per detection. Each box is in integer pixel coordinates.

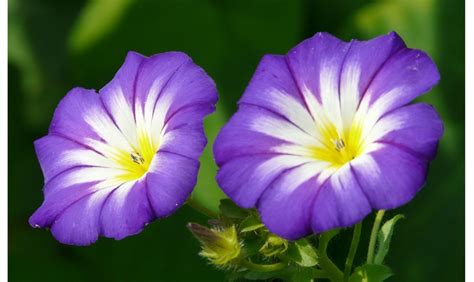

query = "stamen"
[
  {"left": 130, "top": 152, "right": 145, "bottom": 165},
  {"left": 334, "top": 138, "right": 345, "bottom": 152}
]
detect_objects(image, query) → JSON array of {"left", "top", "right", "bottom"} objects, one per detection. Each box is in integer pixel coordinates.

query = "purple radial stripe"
[
  {"left": 100, "top": 178, "right": 154, "bottom": 240},
  {"left": 238, "top": 54, "right": 315, "bottom": 135},
  {"left": 159, "top": 123, "right": 207, "bottom": 161},
  {"left": 163, "top": 103, "right": 216, "bottom": 131},
  {"left": 339, "top": 32, "right": 406, "bottom": 122},
  {"left": 213, "top": 104, "right": 312, "bottom": 166},
  {"left": 48, "top": 87, "right": 105, "bottom": 143},
  {"left": 216, "top": 154, "right": 313, "bottom": 208},
  {"left": 146, "top": 151, "right": 200, "bottom": 217},
  {"left": 351, "top": 144, "right": 428, "bottom": 210},
  {"left": 362, "top": 47, "right": 440, "bottom": 114},
  {"left": 150, "top": 58, "right": 218, "bottom": 125},
  {"left": 257, "top": 162, "right": 330, "bottom": 240},
  {"left": 370, "top": 103, "right": 444, "bottom": 160},
  {"left": 286, "top": 32, "right": 350, "bottom": 103},
  {"left": 51, "top": 188, "right": 114, "bottom": 246},
  {"left": 29, "top": 181, "right": 102, "bottom": 229},
  {"left": 311, "top": 165, "right": 371, "bottom": 233},
  {"left": 133, "top": 52, "right": 191, "bottom": 112},
  {"left": 34, "top": 135, "right": 113, "bottom": 183}
]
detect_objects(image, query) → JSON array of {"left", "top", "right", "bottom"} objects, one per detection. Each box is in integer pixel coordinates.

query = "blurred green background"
[{"left": 8, "top": 0, "right": 464, "bottom": 281}]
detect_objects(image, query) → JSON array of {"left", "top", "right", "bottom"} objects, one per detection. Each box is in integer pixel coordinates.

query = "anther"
[
  {"left": 131, "top": 152, "right": 145, "bottom": 165},
  {"left": 334, "top": 138, "right": 345, "bottom": 152}
]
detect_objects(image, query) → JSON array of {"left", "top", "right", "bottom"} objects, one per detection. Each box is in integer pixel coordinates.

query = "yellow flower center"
[
  {"left": 310, "top": 119, "right": 366, "bottom": 168},
  {"left": 111, "top": 129, "right": 159, "bottom": 182}
]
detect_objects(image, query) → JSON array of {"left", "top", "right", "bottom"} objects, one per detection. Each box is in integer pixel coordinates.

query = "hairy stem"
[
  {"left": 367, "top": 210, "right": 385, "bottom": 264},
  {"left": 344, "top": 222, "right": 362, "bottom": 281}
]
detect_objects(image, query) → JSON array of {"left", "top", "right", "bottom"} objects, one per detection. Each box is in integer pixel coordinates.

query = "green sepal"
[
  {"left": 285, "top": 239, "right": 318, "bottom": 267},
  {"left": 374, "top": 214, "right": 404, "bottom": 264},
  {"left": 219, "top": 199, "right": 248, "bottom": 219},
  {"left": 349, "top": 264, "right": 393, "bottom": 282},
  {"left": 240, "top": 214, "right": 264, "bottom": 233}
]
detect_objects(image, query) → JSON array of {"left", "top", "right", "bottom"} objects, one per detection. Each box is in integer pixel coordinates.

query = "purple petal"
[
  {"left": 361, "top": 47, "right": 440, "bottom": 117},
  {"left": 100, "top": 178, "right": 154, "bottom": 240},
  {"left": 216, "top": 154, "right": 313, "bottom": 208},
  {"left": 29, "top": 166, "right": 122, "bottom": 228},
  {"left": 238, "top": 54, "right": 315, "bottom": 136},
  {"left": 34, "top": 135, "right": 113, "bottom": 183},
  {"left": 351, "top": 144, "right": 428, "bottom": 210},
  {"left": 51, "top": 188, "right": 113, "bottom": 246},
  {"left": 159, "top": 123, "right": 207, "bottom": 161},
  {"left": 369, "top": 103, "right": 443, "bottom": 160},
  {"left": 146, "top": 151, "right": 199, "bottom": 217},
  {"left": 214, "top": 104, "right": 314, "bottom": 166},
  {"left": 257, "top": 162, "right": 330, "bottom": 240},
  {"left": 311, "top": 165, "right": 371, "bottom": 233}
]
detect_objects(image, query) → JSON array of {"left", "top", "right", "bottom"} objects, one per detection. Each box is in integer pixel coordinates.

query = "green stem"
[
  {"left": 367, "top": 210, "right": 385, "bottom": 264},
  {"left": 318, "top": 232, "right": 344, "bottom": 282},
  {"left": 311, "top": 269, "right": 330, "bottom": 279},
  {"left": 187, "top": 197, "right": 219, "bottom": 218},
  {"left": 344, "top": 222, "right": 362, "bottom": 281},
  {"left": 240, "top": 259, "right": 286, "bottom": 272}
]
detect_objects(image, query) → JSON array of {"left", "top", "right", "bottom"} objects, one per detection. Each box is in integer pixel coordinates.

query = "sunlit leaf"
[
  {"left": 286, "top": 239, "right": 318, "bottom": 267},
  {"left": 69, "top": 0, "right": 136, "bottom": 53},
  {"left": 240, "top": 214, "right": 264, "bottom": 233},
  {"left": 374, "top": 214, "right": 404, "bottom": 265},
  {"left": 349, "top": 264, "right": 393, "bottom": 282}
]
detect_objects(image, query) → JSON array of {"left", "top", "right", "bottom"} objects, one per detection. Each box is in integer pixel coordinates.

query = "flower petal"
[
  {"left": 358, "top": 47, "right": 440, "bottom": 128},
  {"left": 100, "top": 179, "right": 154, "bottom": 240},
  {"left": 311, "top": 165, "right": 371, "bottom": 233},
  {"left": 286, "top": 32, "right": 350, "bottom": 130},
  {"left": 257, "top": 162, "right": 332, "bottom": 240},
  {"left": 214, "top": 105, "right": 317, "bottom": 165},
  {"left": 339, "top": 32, "right": 405, "bottom": 128},
  {"left": 238, "top": 54, "right": 315, "bottom": 137},
  {"left": 351, "top": 143, "right": 428, "bottom": 210},
  {"left": 51, "top": 188, "right": 113, "bottom": 246},
  {"left": 367, "top": 103, "right": 443, "bottom": 160},
  {"left": 146, "top": 151, "right": 199, "bottom": 217},
  {"left": 49, "top": 87, "right": 133, "bottom": 154},
  {"left": 34, "top": 135, "right": 117, "bottom": 183},
  {"left": 29, "top": 166, "right": 121, "bottom": 231},
  {"left": 216, "top": 154, "right": 315, "bottom": 208}
]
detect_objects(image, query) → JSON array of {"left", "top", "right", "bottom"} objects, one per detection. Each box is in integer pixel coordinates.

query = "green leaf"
[
  {"left": 374, "top": 214, "right": 404, "bottom": 264},
  {"left": 286, "top": 239, "right": 318, "bottom": 267},
  {"left": 219, "top": 199, "right": 248, "bottom": 219},
  {"left": 287, "top": 267, "right": 316, "bottom": 282},
  {"left": 240, "top": 215, "right": 264, "bottom": 233},
  {"left": 69, "top": 0, "right": 136, "bottom": 53},
  {"left": 349, "top": 264, "right": 393, "bottom": 282}
]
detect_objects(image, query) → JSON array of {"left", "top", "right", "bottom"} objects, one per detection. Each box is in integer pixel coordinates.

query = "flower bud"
[
  {"left": 259, "top": 233, "right": 288, "bottom": 257},
  {"left": 187, "top": 223, "right": 241, "bottom": 267}
]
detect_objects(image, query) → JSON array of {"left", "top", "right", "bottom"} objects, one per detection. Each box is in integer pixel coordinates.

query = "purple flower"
[
  {"left": 214, "top": 32, "right": 443, "bottom": 240},
  {"left": 29, "top": 51, "right": 217, "bottom": 245}
]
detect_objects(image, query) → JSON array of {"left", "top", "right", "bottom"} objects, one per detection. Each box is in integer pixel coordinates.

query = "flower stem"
[
  {"left": 367, "top": 210, "right": 385, "bottom": 264},
  {"left": 240, "top": 259, "right": 286, "bottom": 272},
  {"left": 187, "top": 197, "right": 219, "bottom": 219},
  {"left": 343, "top": 222, "right": 362, "bottom": 281},
  {"left": 318, "top": 232, "right": 344, "bottom": 282}
]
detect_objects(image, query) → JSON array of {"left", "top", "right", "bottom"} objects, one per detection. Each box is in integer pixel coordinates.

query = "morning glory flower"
[
  {"left": 214, "top": 32, "right": 443, "bottom": 240},
  {"left": 29, "top": 51, "right": 218, "bottom": 245}
]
